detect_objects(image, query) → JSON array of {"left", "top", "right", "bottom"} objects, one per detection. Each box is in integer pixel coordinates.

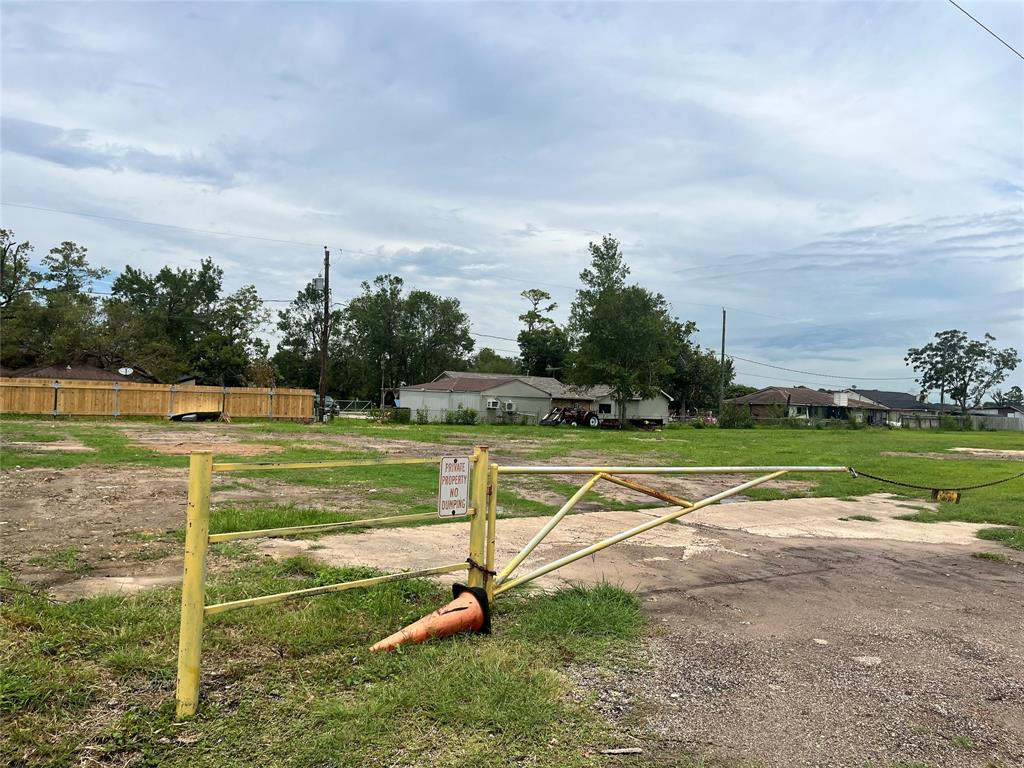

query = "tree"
[
  {"left": 724, "top": 383, "right": 758, "bottom": 400},
  {"left": 667, "top": 323, "right": 735, "bottom": 415},
  {"left": 569, "top": 237, "right": 679, "bottom": 421},
  {"left": 273, "top": 281, "right": 345, "bottom": 390},
  {"left": 517, "top": 288, "right": 570, "bottom": 377},
  {"left": 344, "top": 275, "right": 473, "bottom": 398},
  {"left": 469, "top": 347, "right": 520, "bottom": 374},
  {"left": 0, "top": 229, "right": 38, "bottom": 310},
  {"left": 992, "top": 385, "right": 1023, "bottom": 407},
  {"left": 906, "top": 330, "right": 1020, "bottom": 415},
  {"left": 41, "top": 241, "right": 108, "bottom": 294}
]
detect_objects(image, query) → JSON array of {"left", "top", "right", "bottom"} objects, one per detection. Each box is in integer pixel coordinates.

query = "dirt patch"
[
  {"left": 0, "top": 464, "right": 380, "bottom": 596},
  {"left": 949, "top": 446, "right": 1024, "bottom": 461},
  {"left": 1, "top": 438, "right": 95, "bottom": 453},
  {"left": 123, "top": 429, "right": 282, "bottom": 456},
  {"left": 883, "top": 448, "right": 1024, "bottom": 461}
]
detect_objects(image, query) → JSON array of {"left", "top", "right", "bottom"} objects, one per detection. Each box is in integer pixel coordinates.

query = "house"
[
  {"left": 724, "top": 386, "right": 889, "bottom": 424},
  {"left": 400, "top": 371, "right": 673, "bottom": 425},
  {"left": 8, "top": 363, "right": 135, "bottom": 382},
  {"left": 400, "top": 375, "right": 553, "bottom": 424},
  {"left": 970, "top": 402, "right": 1024, "bottom": 418}
]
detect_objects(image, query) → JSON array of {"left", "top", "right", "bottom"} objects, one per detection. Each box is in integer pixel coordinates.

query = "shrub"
[
  {"left": 443, "top": 406, "right": 477, "bottom": 425},
  {"left": 415, "top": 407, "right": 430, "bottom": 424},
  {"left": 372, "top": 407, "right": 411, "bottom": 424},
  {"left": 719, "top": 403, "right": 754, "bottom": 429}
]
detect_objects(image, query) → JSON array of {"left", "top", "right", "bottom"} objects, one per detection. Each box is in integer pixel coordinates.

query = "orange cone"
[{"left": 370, "top": 584, "right": 490, "bottom": 652}]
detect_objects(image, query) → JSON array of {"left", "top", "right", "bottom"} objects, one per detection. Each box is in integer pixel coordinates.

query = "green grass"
[
  {"left": 4, "top": 417, "right": 1023, "bottom": 549},
  {"left": 1, "top": 563, "right": 644, "bottom": 768},
  {"left": 975, "top": 527, "right": 1024, "bottom": 551},
  {"left": 971, "top": 551, "right": 1009, "bottom": 563},
  {"left": 26, "top": 547, "right": 93, "bottom": 573},
  {"left": 839, "top": 514, "right": 879, "bottom": 522}
]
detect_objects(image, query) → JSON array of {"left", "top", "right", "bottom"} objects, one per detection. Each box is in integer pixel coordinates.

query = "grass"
[
  {"left": 975, "top": 527, "right": 1024, "bottom": 551},
  {"left": 971, "top": 551, "right": 1009, "bottom": 563},
  {"left": 839, "top": 514, "right": 879, "bottom": 522},
  {"left": 1, "top": 563, "right": 645, "bottom": 768},
  {"left": 26, "top": 547, "right": 93, "bottom": 574}
]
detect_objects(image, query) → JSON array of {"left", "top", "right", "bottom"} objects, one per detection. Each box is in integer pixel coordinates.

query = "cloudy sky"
[{"left": 2, "top": 1, "right": 1022, "bottom": 393}]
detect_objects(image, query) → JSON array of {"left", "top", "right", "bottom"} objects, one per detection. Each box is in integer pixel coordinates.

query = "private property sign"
[{"left": 437, "top": 456, "right": 471, "bottom": 517}]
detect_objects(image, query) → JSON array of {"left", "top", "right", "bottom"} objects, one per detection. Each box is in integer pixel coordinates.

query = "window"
[{"left": 598, "top": 403, "right": 612, "bottom": 414}]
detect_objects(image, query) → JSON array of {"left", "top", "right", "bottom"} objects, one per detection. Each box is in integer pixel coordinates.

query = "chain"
[{"left": 849, "top": 467, "right": 1024, "bottom": 493}]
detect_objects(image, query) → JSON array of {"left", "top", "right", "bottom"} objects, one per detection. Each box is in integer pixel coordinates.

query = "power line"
[
  {"left": 0, "top": 201, "right": 378, "bottom": 256},
  {"left": 730, "top": 354, "right": 916, "bottom": 381},
  {"left": 947, "top": 0, "right": 1024, "bottom": 61}
]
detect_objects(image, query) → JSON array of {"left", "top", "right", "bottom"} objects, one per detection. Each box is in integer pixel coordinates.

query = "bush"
[
  {"left": 372, "top": 407, "right": 411, "bottom": 424},
  {"left": 719, "top": 403, "right": 755, "bottom": 429},
  {"left": 846, "top": 414, "right": 862, "bottom": 430},
  {"left": 938, "top": 413, "right": 972, "bottom": 431},
  {"left": 415, "top": 407, "right": 429, "bottom": 424},
  {"left": 443, "top": 406, "right": 477, "bottom": 425}
]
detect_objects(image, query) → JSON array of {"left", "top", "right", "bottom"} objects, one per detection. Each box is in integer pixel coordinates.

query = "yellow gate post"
[
  {"left": 175, "top": 451, "right": 213, "bottom": 718},
  {"left": 467, "top": 446, "right": 490, "bottom": 590}
]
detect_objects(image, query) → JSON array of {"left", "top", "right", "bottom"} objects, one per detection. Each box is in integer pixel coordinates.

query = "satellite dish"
[{"left": 118, "top": 367, "right": 134, "bottom": 376}]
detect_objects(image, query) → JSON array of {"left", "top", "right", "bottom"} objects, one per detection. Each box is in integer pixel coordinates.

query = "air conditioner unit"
[
  {"left": 486, "top": 399, "right": 499, "bottom": 410},
  {"left": 504, "top": 401, "right": 516, "bottom": 412}
]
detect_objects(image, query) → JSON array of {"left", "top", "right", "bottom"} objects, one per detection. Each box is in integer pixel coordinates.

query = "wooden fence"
[{"left": 0, "top": 378, "right": 313, "bottom": 420}]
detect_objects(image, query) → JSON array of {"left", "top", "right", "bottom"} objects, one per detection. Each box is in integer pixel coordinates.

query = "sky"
[{"left": 2, "top": 1, "right": 1022, "bottom": 394}]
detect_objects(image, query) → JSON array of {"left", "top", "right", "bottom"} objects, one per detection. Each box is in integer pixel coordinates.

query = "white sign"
[{"left": 438, "top": 456, "right": 471, "bottom": 517}]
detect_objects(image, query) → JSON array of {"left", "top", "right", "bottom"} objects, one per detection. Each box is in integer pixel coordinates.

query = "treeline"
[{"left": 1, "top": 229, "right": 736, "bottom": 411}]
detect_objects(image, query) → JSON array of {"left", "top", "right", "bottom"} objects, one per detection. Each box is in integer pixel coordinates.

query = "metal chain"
[
  {"left": 849, "top": 467, "right": 1024, "bottom": 493},
  {"left": 466, "top": 557, "right": 497, "bottom": 577}
]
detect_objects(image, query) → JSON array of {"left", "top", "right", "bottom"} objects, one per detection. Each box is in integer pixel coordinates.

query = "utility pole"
[
  {"left": 718, "top": 307, "right": 727, "bottom": 415},
  {"left": 318, "top": 247, "right": 330, "bottom": 422}
]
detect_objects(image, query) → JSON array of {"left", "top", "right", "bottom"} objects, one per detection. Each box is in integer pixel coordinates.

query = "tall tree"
[
  {"left": 345, "top": 274, "right": 473, "bottom": 397},
  {"left": 569, "top": 237, "right": 679, "bottom": 420},
  {"left": 517, "top": 288, "right": 570, "bottom": 377},
  {"left": 469, "top": 347, "right": 520, "bottom": 374},
  {"left": 273, "top": 281, "right": 345, "bottom": 390},
  {"left": 0, "top": 229, "right": 39, "bottom": 310},
  {"left": 666, "top": 322, "right": 735, "bottom": 415},
  {"left": 990, "top": 385, "right": 1023, "bottom": 407},
  {"left": 906, "top": 330, "right": 1020, "bottom": 415}
]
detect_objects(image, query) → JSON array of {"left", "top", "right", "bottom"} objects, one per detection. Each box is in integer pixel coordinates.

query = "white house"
[{"left": 400, "top": 371, "right": 672, "bottom": 425}]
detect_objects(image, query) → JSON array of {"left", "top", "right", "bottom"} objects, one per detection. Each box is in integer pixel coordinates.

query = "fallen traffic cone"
[{"left": 370, "top": 584, "right": 490, "bottom": 652}]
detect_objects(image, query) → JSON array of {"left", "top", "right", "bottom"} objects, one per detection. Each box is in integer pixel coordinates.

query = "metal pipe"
[
  {"left": 207, "top": 511, "right": 441, "bottom": 543},
  {"left": 496, "top": 465, "right": 847, "bottom": 475},
  {"left": 485, "top": 463, "right": 499, "bottom": 601},
  {"left": 204, "top": 562, "right": 468, "bottom": 616},
  {"left": 212, "top": 456, "right": 441, "bottom": 472},
  {"left": 495, "top": 472, "right": 603, "bottom": 585},
  {"left": 494, "top": 471, "right": 788, "bottom": 595},
  {"left": 598, "top": 473, "right": 693, "bottom": 507}
]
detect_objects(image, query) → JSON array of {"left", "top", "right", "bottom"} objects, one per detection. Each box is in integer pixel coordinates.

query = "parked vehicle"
[{"left": 539, "top": 407, "right": 601, "bottom": 428}]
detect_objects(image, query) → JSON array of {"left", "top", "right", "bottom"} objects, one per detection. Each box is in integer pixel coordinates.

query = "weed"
[
  {"left": 971, "top": 551, "right": 1009, "bottom": 563},
  {"left": 839, "top": 514, "right": 879, "bottom": 522},
  {"left": 26, "top": 547, "right": 93, "bottom": 573}
]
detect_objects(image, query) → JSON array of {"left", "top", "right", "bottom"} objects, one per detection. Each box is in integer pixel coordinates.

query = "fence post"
[
  {"left": 467, "top": 446, "right": 489, "bottom": 589},
  {"left": 485, "top": 462, "right": 499, "bottom": 602},
  {"left": 175, "top": 451, "right": 213, "bottom": 718}
]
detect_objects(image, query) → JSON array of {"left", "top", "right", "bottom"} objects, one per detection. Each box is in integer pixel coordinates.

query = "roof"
[
  {"left": 405, "top": 375, "right": 519, "bottom": 393},
  {"left": 8, "top": 363, "right": 133, "bottom": 382},
  {"left": 433, "top": 372, "right": 663, "bottom": 401},
  {"left": 725, "top": 386, "right": 887, "bottom": 410},
  {"left": 850, "top": 389, "right": 929, "bottom": 411}
]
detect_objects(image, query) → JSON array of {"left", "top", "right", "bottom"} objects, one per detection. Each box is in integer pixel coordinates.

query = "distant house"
[
  {"left": 724, "top": 386, "right": 889, "bottom": 424},
  {"left": 8, "top": 363, "right": 135, "bottom": 382},
  {"left": 399, "top": 374, "right": 553, "bottom": 424},
  {"left": 399, "top": 371, "right": 672, "bottom": 424},
  {"left": 970, "top": 402, "right": 1024, "bottom": 418}
]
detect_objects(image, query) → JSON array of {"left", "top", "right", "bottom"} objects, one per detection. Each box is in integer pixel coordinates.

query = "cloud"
[
  {"left": 0, "top": 1, "right": 1021, "bottom": 390},
  {"left": 2, "top": 117, "right": 237, "bottom": 186}
]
